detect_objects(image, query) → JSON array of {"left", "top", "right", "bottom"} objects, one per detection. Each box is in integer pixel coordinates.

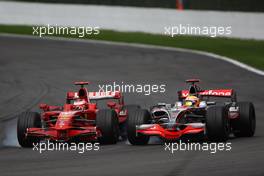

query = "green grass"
[{"left": 1, "top": 24, "right": 264, "bottom": 70}]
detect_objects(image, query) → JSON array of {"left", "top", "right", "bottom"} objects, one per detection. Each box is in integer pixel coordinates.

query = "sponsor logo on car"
[{"left": 181, "top": 89, "right": 232, "bottom": 97}]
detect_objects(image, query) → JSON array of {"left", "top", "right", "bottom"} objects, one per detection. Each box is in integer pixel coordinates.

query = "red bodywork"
[
  {"left": 136, "top": 106, "right": 206, "bottom": 140},
  {"left": 137, "top": 124, "right": 204, "bottom": 140},
  {"left": 26, "top": 82, "right": 127, "bottom": 142}
]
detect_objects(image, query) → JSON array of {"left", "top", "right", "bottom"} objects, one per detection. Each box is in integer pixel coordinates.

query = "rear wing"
[
  {"left": 88, "top": 91, "right": 122, "bottom": 100},
  {"left": 67, "top": 91, "right": 122, "bottom": 100},
  {"left": 178, "top": 89, "right": 237, "bottom": 102}
]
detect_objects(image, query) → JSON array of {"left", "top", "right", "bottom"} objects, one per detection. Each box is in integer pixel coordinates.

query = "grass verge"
[{"left": 0, "top": 24, "right": 263, "bottom": 70}]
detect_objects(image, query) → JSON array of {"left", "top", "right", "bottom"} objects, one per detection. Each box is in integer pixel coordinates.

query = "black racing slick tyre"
[
  {"left": 119, "top": 104, "right": 141, "bottom": 140},
  {"left": 206, "top": 106, "right": 229, "bottom": 142},
  {"left": 96, "top": 109, "right": 119, "bottom": 144},
  {"left": 17, "top": 112, "right": 41, "bottom": 148},
  {"left": 233, "top": 102, "right": 256, "bottom": 137},
  {"left": 127, "top": 109, "right": 150, "bottom": 145}
]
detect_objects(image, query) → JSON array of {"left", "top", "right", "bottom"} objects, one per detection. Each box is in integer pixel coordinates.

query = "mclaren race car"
[
  {"left": 17, "top": 82, "right": 137, "bottom": 147},
  {"left": 127, "top": 79, "right": 256, "bottom": 145}
]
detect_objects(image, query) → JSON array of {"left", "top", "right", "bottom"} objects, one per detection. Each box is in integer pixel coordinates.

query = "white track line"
[{"left": 1, "top": 33, "right": 263, "bottom": 76}]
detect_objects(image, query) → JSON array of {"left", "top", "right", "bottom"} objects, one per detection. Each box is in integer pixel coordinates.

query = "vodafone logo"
[
  {"left": 200, "top": 90, "right": 232, "bottom": 96},
  {"left": 181, "top": 90, "right": 189, "bottom": 97},
  {"left": 181, "top": 89, "right": 232, "bottom": 97}
]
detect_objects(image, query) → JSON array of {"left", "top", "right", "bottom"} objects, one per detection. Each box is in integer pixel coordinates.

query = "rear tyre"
[
  {"left": 17, "top": 112, "right": 41, "bottom": 148},
  {"left": 96, "top": 109, "right": 119, "bottom": 144},
  {"left": 123, "top": 105, "right": 141, "bottom": 116},
  {"left": 127, "top": 109, "right": 150, "bottom": 145},
  {"left": 233, "top": 102, "right": 255, "bottom": 137},
  {"left": 206, "top": 106, "right": 229, "bottom": 142},
  {"left": 119, "top": 105, "right": 141, "bottom": 140}
]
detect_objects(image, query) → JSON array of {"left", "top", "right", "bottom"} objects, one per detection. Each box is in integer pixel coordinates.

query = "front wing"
[
  {"left": 26, "top": 126, "right": 101, "bottom": 142},
  {"left": 136, "top": 123, "right": 205, "bottom": 140}
]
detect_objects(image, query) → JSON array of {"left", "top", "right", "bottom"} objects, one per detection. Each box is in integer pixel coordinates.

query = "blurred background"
[{"left": 3, "top": 0, "right": 264, "bottom": 12}]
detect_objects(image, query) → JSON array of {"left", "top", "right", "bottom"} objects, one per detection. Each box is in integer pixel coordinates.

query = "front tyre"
[
  {"left": 17, "top": 112, "right": 41, "bottom": 148},
  {"left": 127, "top": 109, "right": 150, "bottom": 145},
  {"left": 206, "top": 106, "right": 229, "bottom": 142},
  {"left": 96, "top": 109, "right": 119, "bottom": 144}
]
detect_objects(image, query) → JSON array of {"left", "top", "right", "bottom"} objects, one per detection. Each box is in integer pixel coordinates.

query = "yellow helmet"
[{"left": 184, "top": 95, "right": 200, "bottom": 107}]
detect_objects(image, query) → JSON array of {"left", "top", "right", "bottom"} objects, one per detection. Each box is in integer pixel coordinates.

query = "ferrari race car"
[
  {"left": 127, "top": 79, "right": 256, "bottom": 145},
  {"left": 17, "top": 82, "right": 138, "bottom": 147}
]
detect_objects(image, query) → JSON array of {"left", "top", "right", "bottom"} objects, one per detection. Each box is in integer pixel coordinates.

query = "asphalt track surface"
[{"left": 0, "top": 35, "right": 263, "bottom": 176}]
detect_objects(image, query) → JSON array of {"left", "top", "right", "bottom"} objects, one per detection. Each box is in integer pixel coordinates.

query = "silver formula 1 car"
[{"left": 127, "top": 79, "right": 256, "bottom": 145}]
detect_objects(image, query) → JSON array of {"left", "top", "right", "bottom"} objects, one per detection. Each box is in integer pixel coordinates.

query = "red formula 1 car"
[
  {"left": 127, "top": 79, "right": 256, "bottom": 145},
  {"left": 17, "top": 82, "right": 136, "bottom": 147}
]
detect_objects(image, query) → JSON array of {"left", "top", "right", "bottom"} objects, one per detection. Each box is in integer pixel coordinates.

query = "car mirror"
[
  {"left": 39, "top": 103, "right": 48, "bottom": 110},
  {"left": 107, "top": 101, "right": 116, "bottom": 109}
]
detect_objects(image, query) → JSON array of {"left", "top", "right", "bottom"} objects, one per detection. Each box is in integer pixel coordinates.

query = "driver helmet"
[{"left": 184, "top": 95, "right": 200, "bottom": 107}]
